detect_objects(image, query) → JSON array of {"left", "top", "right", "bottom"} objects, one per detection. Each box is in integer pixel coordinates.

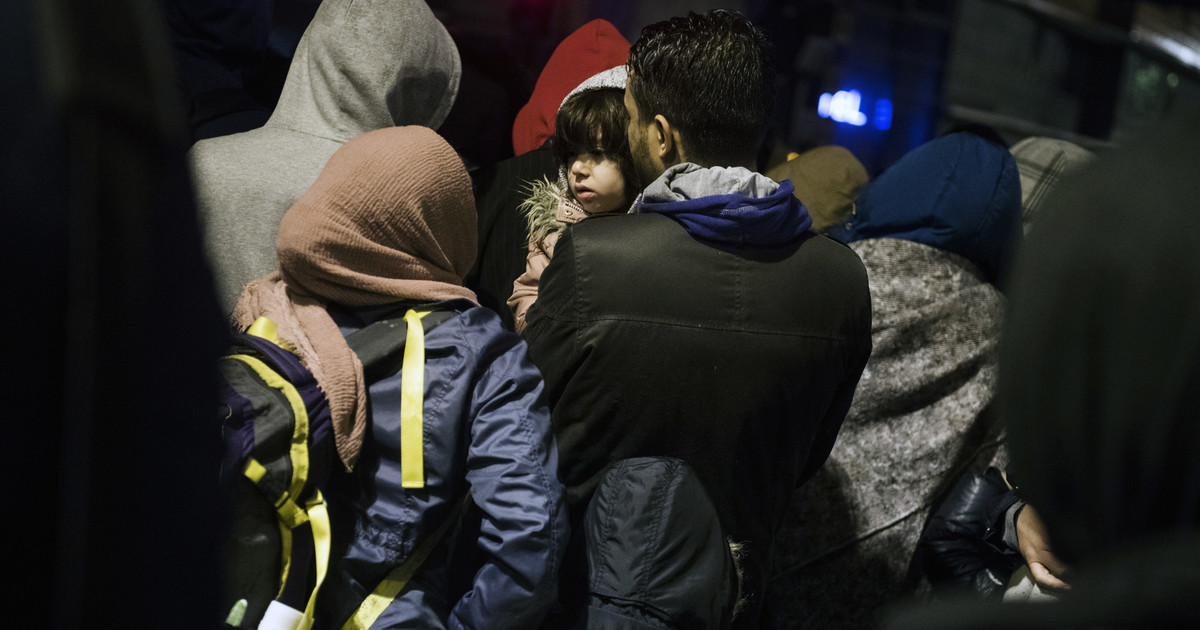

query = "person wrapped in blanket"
[{"left": 889, "top": 107, "right": 1200, "bottom": 630}]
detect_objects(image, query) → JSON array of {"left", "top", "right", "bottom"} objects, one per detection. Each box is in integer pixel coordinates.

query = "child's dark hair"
[{"left": 552, "top": 87, "right": 639, "bottom": 202}]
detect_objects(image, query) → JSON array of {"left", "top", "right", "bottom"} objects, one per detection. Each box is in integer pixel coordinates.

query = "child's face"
[{"left": 568, "top": 150, "right": 627, "bottom": 214}]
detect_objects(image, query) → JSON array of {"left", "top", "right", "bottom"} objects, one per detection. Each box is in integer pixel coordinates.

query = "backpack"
[
  {"left": 219, "top": 307, "right": 456, "bottom": 629},
  {"left": 583, "top": 457, "right": 741, "bottom": 629}
]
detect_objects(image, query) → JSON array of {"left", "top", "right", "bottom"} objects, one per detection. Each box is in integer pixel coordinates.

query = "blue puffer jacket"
[
  {"left": 830, "top": 132, "right": 1021, "bottom": 285},
  {"left": 315, "top": 299, "right": 567, "bottom": 630}
]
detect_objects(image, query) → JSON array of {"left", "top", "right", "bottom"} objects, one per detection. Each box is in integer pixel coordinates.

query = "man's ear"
[{"left": 653, "top": 114, "right": 685, "bottom": 165}]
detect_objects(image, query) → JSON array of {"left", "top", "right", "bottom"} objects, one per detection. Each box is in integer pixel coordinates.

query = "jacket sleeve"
[
  {"left": 521, "top": 228, "right": 578, "bottom": 409},
  {"left": 797, "top": 288, "right": 873, "bottom": 487},
  {"left": 507, "top": 232, "right": 559, "bottom": 335},
  {"left": 448, "top": 329, "right": 568, "bottom": 630}
]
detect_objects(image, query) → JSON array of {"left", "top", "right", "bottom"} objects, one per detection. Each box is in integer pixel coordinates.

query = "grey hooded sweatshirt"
[{"left": 189, "top": 0, "right": 461, "bottom": 313}]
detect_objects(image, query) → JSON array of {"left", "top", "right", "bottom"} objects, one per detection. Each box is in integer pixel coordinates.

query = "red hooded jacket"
[{"left": 511, "top": 19, "right": 630, "bottom": 156}]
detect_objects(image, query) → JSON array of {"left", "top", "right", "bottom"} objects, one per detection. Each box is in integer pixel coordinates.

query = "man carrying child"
[{"left": 523, "top": 9, "right": 873, "bottom": 627}]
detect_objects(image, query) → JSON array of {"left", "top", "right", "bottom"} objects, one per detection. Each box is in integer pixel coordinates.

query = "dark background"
[{"left": 194, "top": 0, "right": 1200, "bottom": 174}]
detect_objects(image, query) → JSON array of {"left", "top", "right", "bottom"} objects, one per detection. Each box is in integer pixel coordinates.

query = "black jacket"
[{"left": 524, "top": 210, "right": 872, "bottom": 626}]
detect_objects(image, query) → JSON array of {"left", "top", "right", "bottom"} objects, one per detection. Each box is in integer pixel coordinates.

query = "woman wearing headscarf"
[
  {"left": 192, "top": 0, "right": 464, "bottom": 313},
  {"left": 232, "top": 125, "right": 567, "bottom": 630}
]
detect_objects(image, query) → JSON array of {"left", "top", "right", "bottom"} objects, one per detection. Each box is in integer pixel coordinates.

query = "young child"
[{"left": 508, "top": 67, "right": 638, "bottom": 333}]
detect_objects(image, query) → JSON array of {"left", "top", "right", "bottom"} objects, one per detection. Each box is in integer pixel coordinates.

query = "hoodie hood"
[
  {"left": 512, "top": 19, "right": 630, "bottom": 156},
  {"left": 267, "top": 0, "right": 461, "bottom": 142},
  {"left": 638, "top": 163, "right": 812, "bottom": 251},
  {"left": 561, "top": 65, "right": 627, "bottom": 109},
  {"left": 551, "top": 65, "right": 628, "bottom": 192},
  {"left": 834, "top": 133, "right": 1020, "bottom": 285},
  {"left": 766, "top": 145, "right": 869, "bottom": 233}
]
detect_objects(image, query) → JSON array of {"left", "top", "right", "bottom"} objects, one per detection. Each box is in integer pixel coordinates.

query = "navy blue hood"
[
  {"left": 832, "top": 133, "right": 1021, "bottom": 285},
  {"left": 638, "top": 163, "right": 812, "bottom": 251}
]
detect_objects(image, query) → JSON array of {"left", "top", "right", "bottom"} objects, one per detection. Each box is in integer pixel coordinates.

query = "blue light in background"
[
  {"left": 874, "top": 99, "right": 893, "bottom": 130},
  {"left": 818, "top": 88, "right": 892, "bottom": 130},
  {"left": 817, "top": 90, "right": 867, "bottom": 126}
]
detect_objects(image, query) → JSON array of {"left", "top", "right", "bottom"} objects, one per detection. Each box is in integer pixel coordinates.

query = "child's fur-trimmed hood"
[{"left": 519, "top": 176, "right": 569, "bottom": 256}]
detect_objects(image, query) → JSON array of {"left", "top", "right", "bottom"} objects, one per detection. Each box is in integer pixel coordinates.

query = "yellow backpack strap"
[
  {"left": 400, "top": 309, "right": 430, "bottom": 489},
  {"left": 339, "top": 307, "right": 451, "bottom": 629},
  {"left": 297, "top": 490, "right": 332, "bottom": 630},
  {"left": 339, "top": 495, "right": 473, "bottom": 630}
]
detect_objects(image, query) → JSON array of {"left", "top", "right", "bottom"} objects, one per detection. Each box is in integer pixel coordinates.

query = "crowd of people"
[{"left": 12, "top": 0, "right": 1199, "bottom": 628}]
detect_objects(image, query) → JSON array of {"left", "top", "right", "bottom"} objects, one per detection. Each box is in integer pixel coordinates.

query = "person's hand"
[{"left": 1015, "top": 504, "right": 1071, "bottom": 590}]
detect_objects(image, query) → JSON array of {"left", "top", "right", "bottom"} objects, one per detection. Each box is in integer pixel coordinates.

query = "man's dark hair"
[
  {"left": 627, "top": 10, "right": 774, "bottom": 167},
  {"left": 553, "top": 87, "right": 640, "bottom": 200}
]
